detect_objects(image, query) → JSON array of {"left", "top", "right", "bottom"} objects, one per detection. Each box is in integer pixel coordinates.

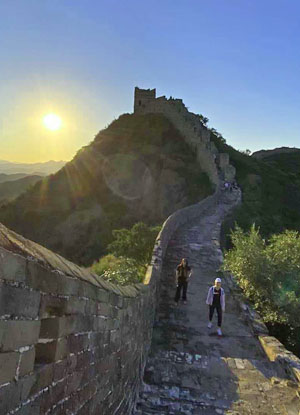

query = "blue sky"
[{"left": 0, "top": 0, "right": 299, "bottom": 162}]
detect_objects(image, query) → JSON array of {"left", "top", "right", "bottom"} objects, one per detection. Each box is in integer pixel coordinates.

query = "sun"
[{"left": 43, "top": 113, "right": 62, "bottom": 131}]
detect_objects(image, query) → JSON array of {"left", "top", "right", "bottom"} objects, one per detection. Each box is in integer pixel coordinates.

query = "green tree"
[
  {"left": 92, "top": 222, "right": 161, "bottom": 286},
  {"left": 107, "top": 222, "right": 161, "bottom": 265},
  {"left": 198, "top": 114, "right": 209, "bottom": 126},
  {"left": 91, "top": 254, "right": 145, "bottom": 285},
  {"left": 223, "top": 225, "right": 300, "bottom": 352}
]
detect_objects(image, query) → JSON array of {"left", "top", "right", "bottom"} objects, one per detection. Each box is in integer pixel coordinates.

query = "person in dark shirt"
[
  {"left": 174, "top": 258, "right": 192, "bottom": 305},
  {"left": 206, "top": 277, "right": 225, "bottom": 336}
]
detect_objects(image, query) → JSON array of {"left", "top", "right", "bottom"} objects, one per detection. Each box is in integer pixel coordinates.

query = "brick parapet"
[{"left": 0, "top": 187, "right": 221, "bottom": 414}]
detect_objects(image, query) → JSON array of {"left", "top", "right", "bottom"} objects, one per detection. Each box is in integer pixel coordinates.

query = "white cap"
[{"left": 215, "top": 277, "right": 222, "bottom": 283}]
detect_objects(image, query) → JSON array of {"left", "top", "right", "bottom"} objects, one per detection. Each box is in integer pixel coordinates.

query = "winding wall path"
[{"left": 134, "top": 190, "right": 300, "bottom": 415}]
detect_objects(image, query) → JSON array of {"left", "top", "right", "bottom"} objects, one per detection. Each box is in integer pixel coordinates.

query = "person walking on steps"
[
  {"left": 206, "top": 277, "right": 225, "bottom": 336},
  {"left": 174, "top": 258, "right": 192, "bottom": 305}
]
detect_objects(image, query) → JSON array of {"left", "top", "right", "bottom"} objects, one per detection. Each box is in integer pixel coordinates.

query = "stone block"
[
  {"left": 53, "top": 359, "right": 67, "bottom": 382},
  {"left": 59, "top": 275, "right": 82, "bottom": 296},
  {"left": 65, "top": 370, "right": 84, "bottom": 396},
  {"left": 50, "top": 378, "right": 67, "bottom": 406},
  {"left": 20, "top": 373, "right": 36, "bottom": 401},
  {"left": 39, "top": 316, "right": 77, "bottom": 339},
  {"left": 93, "top": 316, "right": 107, "bottom": 331},
  {"left": 66, "top": 353, "right": 77, "bottom": 374},
  {"left": 0, "top": 379, "right": 31, "bottom": 414},
  {"left": 27, "top": 261, "right": 61, "bottom": 293},
  {"left": 0, "top": 373, "right": 36, "bottom": 413},
  {"left": 68, "top": 333, "right": 90, "bottom": 354},
  {"left": 258, "top": 335, "right": 286, "bottom": 361},
  {"left": 14, "top": 401, "right": 40, "bottom": 415},
  {"left": 96, "top": 288, "right": 109, "bottom": 303},
  {"left": 76, "top": 349, "right": 93, "bottom": 370},
  {"left": 86, "top": 299, "right": 97, "bottom": 315},
  {"left": 19, "top": 347, "right": 35, "bottom": 377},
  {"left": 81, "top": 281, "right": 98, "bottom": 300},
  {"left": 39, "top": 294, "right": 67, "bottom": 318},
  {"left": 27, "top": 262, "right": 82, "bottom": 297},
  {"left": 35, "top": 338, "right": 68, "bottom": 363},
  {"left": 0, "top": 320, "right": 41, "bottom": 351},
  {"left": 0, "top": 382, "right": 17, "bottom": 414},
  {"left": 97, "top": 303, "right": 112, "bottom": 318},
  {"left": 0, "top": 351, "right": 19, "bottom": 384},
  {"left": 64, "top": 297, "right": 87, "bottom": 315},
  {"left": 0, "top": 247, "right": 27, "bottom": 282},
  {"left": 31, "top": 363, "right": 54, "bottom": 395},
  {"left": 0, "top": 283, "right": 40, "bottom": 318}
]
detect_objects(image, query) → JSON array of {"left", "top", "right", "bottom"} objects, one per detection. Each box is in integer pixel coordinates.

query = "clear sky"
[{"left": 0, "top": 0, "right": 299, "bottom": 162}]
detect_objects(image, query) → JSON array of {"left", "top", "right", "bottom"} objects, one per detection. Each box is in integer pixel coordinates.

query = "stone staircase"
[{"left": 134, "top": 189, "right": 300, "bottom": 415}]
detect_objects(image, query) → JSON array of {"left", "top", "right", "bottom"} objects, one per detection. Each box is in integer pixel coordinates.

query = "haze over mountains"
[
  {"left": 0, "top": 113, "right": 213, "bottom": 265},
  {"left": 0, "top": 160, "right": 66, "bottom": 206},
  {"left": 0, "top": 159, "right": 66, "bottom": 175}
]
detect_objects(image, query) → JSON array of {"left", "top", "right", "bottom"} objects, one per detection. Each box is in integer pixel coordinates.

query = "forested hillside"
[
  {"left": 211, "top": 133, "right": 300, "bottom": 239},
  {"left": 0, "top": 113, "right": 212, "bottom": 265}
]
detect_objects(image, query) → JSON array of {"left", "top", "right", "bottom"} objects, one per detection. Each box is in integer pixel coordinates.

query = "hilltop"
[{"left": 0, "top": 113, "right": 212, "bottom": 265}]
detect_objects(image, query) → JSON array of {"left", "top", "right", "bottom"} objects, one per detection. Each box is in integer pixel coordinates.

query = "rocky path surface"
[{"left": 134, "top": 190, "right": 300, "bottom": 415}]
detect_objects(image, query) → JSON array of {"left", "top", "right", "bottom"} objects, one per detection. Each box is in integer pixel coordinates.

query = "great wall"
[{"left": 0, "top": 88, "right": 300, "bottom": 414}]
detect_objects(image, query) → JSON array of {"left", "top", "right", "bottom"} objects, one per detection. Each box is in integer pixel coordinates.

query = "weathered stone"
[
  {"left": 0, "top": 351, "right": 19, "bottom": 384},
  {"left": 35, "top": 338, "right": 68, "bottom": 363},
  {"left": 31, "top": 363, "right": 54, "bottom": 394},
  {"left": 39, "top": 294, "right": 66, "bottom": 318},
  {"left": 0, "top": 283, "right": 40, "bottom": 318},
  {"left": 0, "top": 247, "right": 27, "bottom": 282},
  {"left": 19, "top": 347, "right": 36, "bottom": 377},
  {"left": 39, "top": 315, "right": 93, "bottom": 339},
  {"left": 0, "top": 320, "right": 41, "bottom": 351}
]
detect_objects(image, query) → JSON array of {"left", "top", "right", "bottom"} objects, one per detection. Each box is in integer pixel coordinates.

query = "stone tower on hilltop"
[
  {"left": 134, "top": 87, "right": 156, "bottom": 113},
  {"left": 133, "top": 86, "right": 236, "bottom": 186}
]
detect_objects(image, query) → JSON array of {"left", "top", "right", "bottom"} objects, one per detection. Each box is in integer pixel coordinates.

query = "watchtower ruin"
[
  {"left": 134, "top": 87, "right": 156, "bottom": 113},
  {"left": 133, "top": 86, "right": 236, "bottom": 185}
]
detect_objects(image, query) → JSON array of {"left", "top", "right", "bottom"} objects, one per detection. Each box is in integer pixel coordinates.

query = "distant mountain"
[
  {"left": 0, "top": 173, "right": 34, "bottom": 184},
  {"left": 252, "top": 147, "right": 300, "bottom": 160},
  {"left": 209, "top": 138, "right": 300, "bottom": 239},
  {"left": 0, "top": 113, "right": 213, "bottom": 266},
  {"left": 0, "top": 175, "right": 42, "bottom": 206},
  {"left": 0, "top": 160, "right": 66, "bottom": 175}
]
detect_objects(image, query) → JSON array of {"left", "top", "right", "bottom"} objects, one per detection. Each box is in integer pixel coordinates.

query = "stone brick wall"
[
  {"left": 133, "top": 87, "right": 236, "bottom": 185},
  {"left": 0, "top": 188, "right": 220, "bottom": 415}
]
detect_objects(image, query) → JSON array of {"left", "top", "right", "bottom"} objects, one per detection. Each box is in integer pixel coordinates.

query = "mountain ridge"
[
  {"left": 0, "top": 113, "right": 213, "bottom": 265},
  {"left": 0, "top": 159, "right": 66, "bottom": 175}
]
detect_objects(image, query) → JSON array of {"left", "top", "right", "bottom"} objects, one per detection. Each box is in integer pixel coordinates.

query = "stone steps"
[
  {"left": 136, "top": 351, "right": 298, "bottom": 414},
  {"left": 133, "top": 190, "right": 300, "bottom": 414}
]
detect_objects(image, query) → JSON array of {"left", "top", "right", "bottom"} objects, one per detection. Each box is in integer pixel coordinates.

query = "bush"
[
  {"left": 91, "top": 254, "right": 145, "bottom": 286},
  {"left": 92, "top": 222, "right": 161, "bottom": 286},
  {"left": 107, "top": 222, "right": 161, "bottom": 266},
  {"left": 223, "top": 225, "right": 300, "bottom": 353}
]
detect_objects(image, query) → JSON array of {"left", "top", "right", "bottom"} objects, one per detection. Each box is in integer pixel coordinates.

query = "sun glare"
[{"left": 43, "top": 113, "right": 62, "bottom": 131}]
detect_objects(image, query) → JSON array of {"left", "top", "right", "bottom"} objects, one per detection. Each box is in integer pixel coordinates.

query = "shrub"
[
  {"left": 223, "top": 225, "right": 300, "bottom": 353},
  {"left": 91, "top": 254, "right": 145, "bottom": 286},
  {"left": 107, "top": 222, "right": 161, "bottom": 266},
  {"left": 92, "top": 222, "right": 161, "bottom": 286}
]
